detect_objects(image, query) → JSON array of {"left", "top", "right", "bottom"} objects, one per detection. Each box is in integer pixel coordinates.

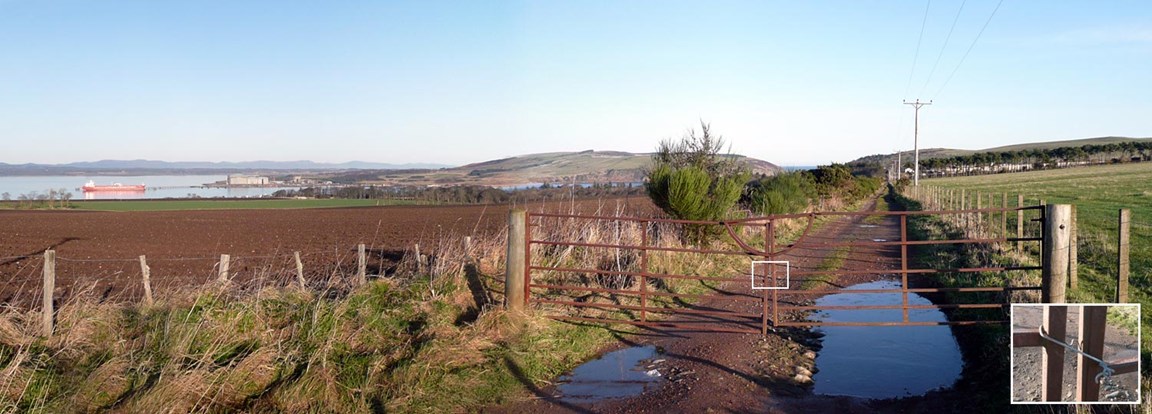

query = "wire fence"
[{"left": 0, "top": 238, "right": 504, "bottom": 313}]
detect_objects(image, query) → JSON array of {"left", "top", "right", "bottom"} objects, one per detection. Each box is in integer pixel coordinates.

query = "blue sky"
[{"left": 1, "top": 1, "right": 1148, "bottom": 166}]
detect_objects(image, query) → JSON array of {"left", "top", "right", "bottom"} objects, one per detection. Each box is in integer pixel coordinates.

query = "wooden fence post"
[
  {"left": 464, "top": 236, "right": 472, "bottom": 262},
  {"left": 139, "top": 255, "right": 153, "bottom": 306},
  {"left": 218, "top": 254, "right": 230, "bottom": 282},
  {"left": 505, "top": 209, "right": 527, "bottom": 312},
  {"left": 1041, "top": 306, "right": 1068, "bottom": 401},
  {"left": 1017, "top": 194, "right": 1025, "bottom": 252},
  {"left": 1042, "top": 204, "right": 1071, "bottom": 304},
  {"left": 976, "top": 191, "right": 983, "bottom": 234},
  {"left": 42, "top": 250, "right": 55, "bottom": 337},
  {"left": 960, "top": 189, "right": 967, "bottom": 231},
  {"left": 1117, "top": 209, "right": 1130, "bottom": 303},
  {"left": 294, "top": 251, "right": 306, "bottom": 288},
  {"left": 1076, "top": 305, "right": 1108, "bottom": 401},
  {"left": 1001, "top": 192, "right": 1008, "bottom": 241},
  {"left": 357, "top": 243, "right": 367, "bottom": 285},
  {"left": 1069, "top": 205, "right": 1078, "bottom": 291},
  {"left": 414, "top": 243, "right": 423, "bottom": 274}
]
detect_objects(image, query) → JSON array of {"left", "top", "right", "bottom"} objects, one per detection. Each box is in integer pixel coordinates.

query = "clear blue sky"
[{"left": 1, "top": 1, "right": 1148, "bottom": 166}]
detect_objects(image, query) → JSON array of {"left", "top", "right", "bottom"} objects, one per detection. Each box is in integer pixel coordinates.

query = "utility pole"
[
  {"left": 903, "top": 99, "right": 932, "bottom": 186},
  {"left": 896, "top": 150, "right": 902, "bottom": 181}
]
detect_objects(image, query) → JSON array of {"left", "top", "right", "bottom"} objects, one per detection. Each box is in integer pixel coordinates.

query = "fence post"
[
  {"left": 218, "top": 254, "right": 230, "bottom": 282},
  {"left": 139, "top": 255, "right": 153, "bottom": 306},
  {"left": 1117, "top": 209, "right": 1130, "bottom": 303},
  {"left": 463, "top": 236, "right": 473, "bottom": 263},
  {"left": 505, "top": 209, "right": 527, "bottom": 312},
  {"left": 1017, "top": 194, "right": 1025, "bottom": 252},
  {"left": 960, "top": 189, "right": 967, "bottom": 231},
  {"left": 42, "top": 250, "right": 55, "bottom": 337},
  {"left": 414, "top": 243, "right": 423, "bottom": 274},
  {"left": 976, "top": 191, "right": 983, "bottom": 234},
  {"left": 1041, "top": 306, "right": 1068, "bottom": 401},
  {"left": 357, "top": 243, "right": 367, "bottom": 285},
  {"left": 294, "top": 251, "right": 306, "bottom": 288},
  {"left": 1042, "top": 204, "right": 1071, "bottom": 304},
  {"left": 1076, "top": 305, "right": 1108, "bottom": 401},
  {"left": 1068, "top": 205, "right": 1078, "bottom": 291}
]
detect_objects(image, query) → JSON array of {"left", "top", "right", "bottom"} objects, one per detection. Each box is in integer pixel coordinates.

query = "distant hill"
[
  {"left": 851, "top": 136, "right": 1152, "bottom": 166},
  {"left": 0, "top": 159, "right": 451, "bottom": 176},
  {"left": 320, "top": 150, "right": 783, "bottom": 186}
]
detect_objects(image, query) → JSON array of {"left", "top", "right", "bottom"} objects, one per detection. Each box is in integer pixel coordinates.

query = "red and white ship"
[{"left": 82, "top": 180, "right": 146, "bottom": 192}]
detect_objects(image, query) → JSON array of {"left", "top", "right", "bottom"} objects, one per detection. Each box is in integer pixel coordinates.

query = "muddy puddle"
[
  {"left": 810, "top": 279, "right": 963, "bottom": 398},
  {"left": 555, "top": 345, "right": 664, "bottom": 402}
]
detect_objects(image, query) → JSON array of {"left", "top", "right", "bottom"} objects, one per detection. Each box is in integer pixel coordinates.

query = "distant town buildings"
[{"left": 227, "top": 174, "right": 270, "bottom": 186}]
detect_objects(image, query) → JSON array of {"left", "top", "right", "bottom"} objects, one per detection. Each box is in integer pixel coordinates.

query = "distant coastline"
[{"left": 782, "top": 165, "right": 817, "bottom": 172}]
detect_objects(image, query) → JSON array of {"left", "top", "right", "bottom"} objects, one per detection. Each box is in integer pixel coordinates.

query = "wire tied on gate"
[{"left": 1038, "top": 326, "right": 1135, "bottom": 402}]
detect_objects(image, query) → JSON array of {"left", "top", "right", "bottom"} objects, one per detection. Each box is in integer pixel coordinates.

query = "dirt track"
[
  {"left": 489, "top": 197, "right": 992, "bottom": 413},
  {"left": 0, "top": 197, "right": 654, "bottom": 305}
]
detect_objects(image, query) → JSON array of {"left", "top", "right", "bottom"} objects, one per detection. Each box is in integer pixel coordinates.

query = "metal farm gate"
[{"left": 514, "top": 203, "right": 1048, "bottom": 334}]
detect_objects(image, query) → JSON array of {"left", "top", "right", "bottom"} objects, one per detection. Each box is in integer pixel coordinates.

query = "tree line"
[{"left": 1, "top": 189, "right": 73, "bottom": 209}]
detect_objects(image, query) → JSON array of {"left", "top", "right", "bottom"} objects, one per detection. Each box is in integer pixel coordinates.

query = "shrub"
[
  {"left": 743, "top": 172, "right": 812, "bottom": 215},
  {"left": 646, "top": 123, "right": 749, "bottom": 243}
]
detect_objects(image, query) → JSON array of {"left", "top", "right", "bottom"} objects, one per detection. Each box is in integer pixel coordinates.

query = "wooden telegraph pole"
[{"left": 903, "top": 99, "right": 932, "bottom": 186}]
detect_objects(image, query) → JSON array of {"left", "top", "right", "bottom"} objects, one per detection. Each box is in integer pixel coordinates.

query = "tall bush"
[{"left": 646, "top": 123, "right": 748, "bottom": 243}]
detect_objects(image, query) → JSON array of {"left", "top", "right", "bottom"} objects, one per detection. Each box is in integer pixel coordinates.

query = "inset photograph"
[{"left": 1011, "top": 304, "right": 1141, "bottom": 404}]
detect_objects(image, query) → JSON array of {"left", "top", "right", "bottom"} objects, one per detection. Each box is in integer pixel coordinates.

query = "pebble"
[
  {"left": 793, "top": 374, "right": 813, "bottom": 384},
  {"left": 803, "top": 351, "right": 817, "bottom": 359}
]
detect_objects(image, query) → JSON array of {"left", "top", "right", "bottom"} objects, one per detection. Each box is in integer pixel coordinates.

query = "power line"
[
  {"left": 932, "top": 0, "right": 1006, "bottom": 100},
  {"left": 919, "top": 0, "right": 968, "bottom": 96},
  {"left": 903, "top": 0, "right": 934, "bottom": 99}
]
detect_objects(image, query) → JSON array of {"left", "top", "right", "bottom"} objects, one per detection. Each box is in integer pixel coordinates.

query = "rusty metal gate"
[{"left": 522, "top": 203, "right": 1046, "bottom": 334}]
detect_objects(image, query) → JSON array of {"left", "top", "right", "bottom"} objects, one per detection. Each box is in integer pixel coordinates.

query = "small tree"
[{"left": 646, "top": 122, "right": 748, "bottom": 243}]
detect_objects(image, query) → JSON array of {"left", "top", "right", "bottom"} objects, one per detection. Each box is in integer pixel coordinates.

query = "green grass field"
[
  {"left": 922, "top": 162, "right": 1152, "bottom": 364},
  {"left": 2, "top": 198, "right": 429, "bottom": 212}
]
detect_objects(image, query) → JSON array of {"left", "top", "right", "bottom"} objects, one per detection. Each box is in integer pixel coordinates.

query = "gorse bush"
[{"left": 646, "top": 123, "right": 749, "bottom": 243}]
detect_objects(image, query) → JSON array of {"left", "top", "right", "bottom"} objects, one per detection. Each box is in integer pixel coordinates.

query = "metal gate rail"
[{"left": 523, "top": 204, "right": 1045, "bottom": 332}]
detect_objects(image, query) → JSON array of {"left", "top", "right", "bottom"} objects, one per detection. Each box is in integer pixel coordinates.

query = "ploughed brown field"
[{"left": 0, "top": 197, "right": 655, "bottom": 306}]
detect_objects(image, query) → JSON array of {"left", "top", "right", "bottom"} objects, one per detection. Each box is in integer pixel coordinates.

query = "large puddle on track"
[
  {"left": 810, "top": 279, "right": 963, "bottom": 399},
  {"left": 555, "top": 345, "right": 664, "bottom": 403}
]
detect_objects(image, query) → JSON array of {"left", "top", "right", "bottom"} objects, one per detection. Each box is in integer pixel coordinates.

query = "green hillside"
[
  {"left": 323, "top": 150, "right": 782, "bottom": 186},
  {"left": 852, "top": 136, "right": 1152, "bottom": 168}
]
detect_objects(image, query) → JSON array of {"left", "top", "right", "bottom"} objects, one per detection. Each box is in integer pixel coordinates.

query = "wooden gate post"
[
  {"left": 1041, "top": 306, "right": 1068, "bottom": 401},
  {"left": 1069, "top": 205, "right": 1078, "bottom": 291},
  {"left": 505, "top": 209, "right": 527, "bottom": 312},
  {"left": 1076, "top": 305, "right": 1108, "bottom": 401},
  {"left": 1042, "top": 204, "right": 1071, "bottom": 304},
  {"left": 1117, "top": 209, "right": 1131, "bottom": 303},
  {"left": 42, "top": 250, "right": 56, "bottom": 337}
]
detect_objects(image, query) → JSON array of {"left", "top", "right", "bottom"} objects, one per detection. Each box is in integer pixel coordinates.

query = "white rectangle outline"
[
  {"left": 751, "top": 260, "right": 789, "bottom": 290},
  {"left": 1008, "top": 302, "right": 1142, "bottom": 405}
]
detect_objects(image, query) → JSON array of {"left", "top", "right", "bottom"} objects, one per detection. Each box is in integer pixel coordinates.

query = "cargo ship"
[{"left": 82, "top": 180, "right": 146, "bottom": 192}]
